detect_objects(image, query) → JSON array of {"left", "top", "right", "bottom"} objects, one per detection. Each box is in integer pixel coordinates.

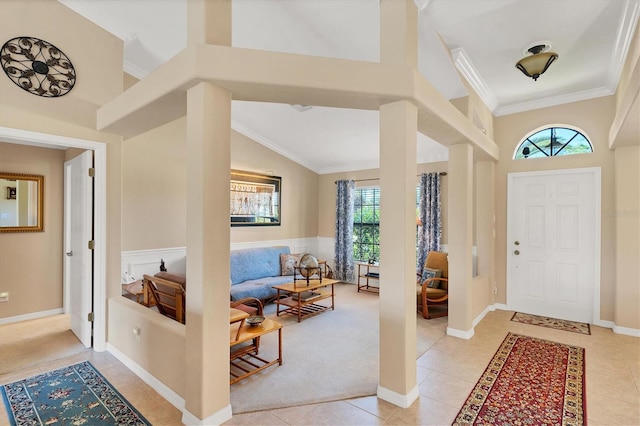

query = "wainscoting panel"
[{"left": 121, "top": 238, "right": 325, "bottom": 282}]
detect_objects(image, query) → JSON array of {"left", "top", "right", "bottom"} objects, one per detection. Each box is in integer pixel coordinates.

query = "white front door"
[
  {"left": 507, "top": 168, "right": 599, "bottom": 323},
  {"left": 64, "top": 151, "right": 94, "bottom": 348}
]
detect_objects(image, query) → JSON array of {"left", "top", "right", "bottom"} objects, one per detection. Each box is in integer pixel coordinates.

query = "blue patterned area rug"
[{"left": 1, "top": 361, "right": 150, "bottom": 426}]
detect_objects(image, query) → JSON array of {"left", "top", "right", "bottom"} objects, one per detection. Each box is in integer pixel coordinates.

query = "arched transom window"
[{"left": 514, "top": 126, "right": 593, "bottom": 159}]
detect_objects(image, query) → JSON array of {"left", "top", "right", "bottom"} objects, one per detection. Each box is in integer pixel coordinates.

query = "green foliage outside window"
[
  {"left": 353, "top": 187, "right": 380, "bottom": 262},
  {"left": 515, "top": 127, "right": 592, "bottom": 159}
]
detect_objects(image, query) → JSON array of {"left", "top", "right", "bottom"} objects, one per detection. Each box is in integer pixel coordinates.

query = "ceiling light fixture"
[{"left": 515, "top": 43, "right": 558, "bottom": 81}]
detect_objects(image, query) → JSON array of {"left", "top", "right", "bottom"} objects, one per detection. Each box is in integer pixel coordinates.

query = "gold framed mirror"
[{"left": 0, "top": 172, "right": 44, "bottom": 233}]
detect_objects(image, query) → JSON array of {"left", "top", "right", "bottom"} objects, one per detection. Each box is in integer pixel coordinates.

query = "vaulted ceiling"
[{"left": 61, "top": 0, "right": 639, "bottom": 173}]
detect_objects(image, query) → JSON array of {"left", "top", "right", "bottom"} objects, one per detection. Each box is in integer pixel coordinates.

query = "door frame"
[
  {"left": 0, "top": 126, "right": 107, "bottom": 351},
  {"left": 506, "top": 167, "right": 602, "bottom": 324}
]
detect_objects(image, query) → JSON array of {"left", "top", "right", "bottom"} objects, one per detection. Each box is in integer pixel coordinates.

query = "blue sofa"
[{"left": 229, "top": 246, "right": 295, "bottom": 302}]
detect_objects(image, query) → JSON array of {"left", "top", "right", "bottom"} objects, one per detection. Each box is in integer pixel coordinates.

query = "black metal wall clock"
[{"left": 1, "top": 36, "right": 76, "bottom": 97}]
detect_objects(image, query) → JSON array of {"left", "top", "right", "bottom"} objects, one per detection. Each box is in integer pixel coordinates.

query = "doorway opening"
[{"left": 0, "top": 127, "right": 107, "bottom": 351}]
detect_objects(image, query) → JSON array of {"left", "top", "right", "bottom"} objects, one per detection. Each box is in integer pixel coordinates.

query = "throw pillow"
[
  {"left": 420, "top": 267, "right": 442, "bottom": 288},
  {"left": 280, "top": 253, "right": 302, "bottom": 276}
]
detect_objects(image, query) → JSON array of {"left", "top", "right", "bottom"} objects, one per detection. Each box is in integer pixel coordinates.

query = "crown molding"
[
  {"left": 413, "top": 0, "right": 431, "bottom": 12},
  {"left": 58, "top": 0, "right": 136, "bottom": 42},
  {"left": 451, "top": 47, "right": 499, "bottom": 112},
  {"left": 495, "top": 86, "right": 614, "bottom": 116},
  {"left": 607, "top": 0, "right": 640, "bottom": 91},
  {"left": 230, "top": 120, "right": 319, "bottom": 173}
]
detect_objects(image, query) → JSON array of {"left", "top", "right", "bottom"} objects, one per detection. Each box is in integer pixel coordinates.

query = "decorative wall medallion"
[{"left": 1, "top": 36, "right": 76, "bottom": 97}]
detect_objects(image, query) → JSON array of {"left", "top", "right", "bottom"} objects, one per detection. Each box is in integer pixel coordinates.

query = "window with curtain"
[
  {"left": 352, "top": 186, "right": 423, "bottom": 263},
  {"left": 353, "top": 187, "right": 380, "bottom": 262}
]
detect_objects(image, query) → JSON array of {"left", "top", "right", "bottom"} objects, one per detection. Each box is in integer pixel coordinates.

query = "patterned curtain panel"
[
  {"left": 334, "top": 180, "right": 355, "bottom": 281},
  {"left": 417, "top": 173, "right": 442, "bottom": 269}
]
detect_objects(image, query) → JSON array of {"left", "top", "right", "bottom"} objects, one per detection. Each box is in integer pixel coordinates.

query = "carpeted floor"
[
  {"left": 453, "top": 332, "right": 586, "bottom": 425},
  {"left": 511, "top": 312, "right": 591, "bottom": 335},
  {"left": 229, "top": 283, "right": 447, "bottom": 414},
  {"left": 1, "top": 361, "right": 150, "bottom": 426}
]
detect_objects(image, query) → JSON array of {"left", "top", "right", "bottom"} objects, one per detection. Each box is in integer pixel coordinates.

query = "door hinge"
[
  {"left": 88, "top": 240, "right": 95, "bottom": 250},
  {"left": 88, "top": 168, "right": 95, "bottom": 177},
  {"left": 88, "top": 312, "right": 94, "bottom": 322}
]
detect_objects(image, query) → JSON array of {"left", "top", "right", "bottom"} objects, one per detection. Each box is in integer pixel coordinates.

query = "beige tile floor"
[{"left": 1, "top": 310, "right": 638, "bottom": 425}]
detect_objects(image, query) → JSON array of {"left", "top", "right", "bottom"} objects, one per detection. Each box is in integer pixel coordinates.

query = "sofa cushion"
[
  {"left": 419, "top": 267, "right": 442, "bottom": 288},
  {"left": 230, "top": 275, "right": 294, "bottom": 301},
  {"left": 280, "top": 253, "right": 302, "bottom": 276},
  {"left": 230, "top": 246, "right": 291, "bottom": 285}
]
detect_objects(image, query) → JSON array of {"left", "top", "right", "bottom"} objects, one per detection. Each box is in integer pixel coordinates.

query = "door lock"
[
  {"left": 514, "top": 241, "right": 520, "bottom": 245},
  {"left": 66, "top": 251, "right": 73, "bottom": 257},
  {"left": 514, "top": 250, "right": 520, "bottom": 255}
]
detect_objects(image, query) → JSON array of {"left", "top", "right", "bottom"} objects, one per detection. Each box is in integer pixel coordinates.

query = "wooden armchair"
[
  {"left": 416, "top": 251, "right": 449, "bottom": 319},
  {"left": 143, "top": 274, "right": 186, "bottom": 324}
]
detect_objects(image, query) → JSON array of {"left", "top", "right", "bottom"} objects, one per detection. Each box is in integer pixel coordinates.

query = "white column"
[
  {"left": 447, "top": 144, "right": 475, "bottom": 337},
  {"left": 378, "top": 100, "right": 418, "bottom": 407}
]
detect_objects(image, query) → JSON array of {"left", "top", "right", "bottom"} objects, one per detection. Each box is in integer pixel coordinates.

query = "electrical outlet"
[{"left": 0, "top": 292, "right": 9, "bottom": 302}]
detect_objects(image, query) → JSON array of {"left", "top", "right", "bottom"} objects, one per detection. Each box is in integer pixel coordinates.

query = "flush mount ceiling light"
[
  {"left": 1, "top": 36, "right": 76, "bottom": 97},
  {"left": 515, "top": 43, "right": 558, "bottom": 81}
]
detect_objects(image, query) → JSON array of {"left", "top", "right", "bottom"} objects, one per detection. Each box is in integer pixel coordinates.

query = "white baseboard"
[
  {"left": 447, "top": 326, "right": 475, "bottom": 339},
  {"left": 182, "top": 405, "right": 232, "bottom": 426},
  {"left": 0, "top": 308, "right": 64, "bottom": 325},
  {"left": 107, "top": 343, "right": 185, "bottom": 411},
  {"left": 377, "top": 384, "right": 419, "bottom": 408},
  {"left": 472, "top": 305, "right": 495, "bottom": 328},
  {"left": 612, "top": 324, "right": 640, "bottom": 337},
  {"left": 493, "top": 303, "right": 509, "bottom": 311},
  {"left": 495, "top": 305, "right": 639, "bottom": 337}
]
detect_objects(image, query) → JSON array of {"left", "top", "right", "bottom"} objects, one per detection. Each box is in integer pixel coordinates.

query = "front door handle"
[{"left": 66, "top": 251, "right": 73, "bottom": 257}]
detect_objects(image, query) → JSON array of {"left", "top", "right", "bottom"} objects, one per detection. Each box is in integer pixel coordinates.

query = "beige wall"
[
  {"left": 614, "top": 146, "right": 640, "bottom": 329},
  {"left": 121, "top": 117, "right": 319, "bottom": 251},
  {"left": 0, "top": 143, "right": 65, "bottom": 317},
  {"left": 494, "top": 96, "right": 617, "bottom": 321},
  {"left": 318, "top": 161, "right": 449, "bottom": 245},
  {"left": 0, "top": 0, "right": 123, "bottom": 129},
  {"left": 0, "top": 0, "right": 124, "bottom": 321}
]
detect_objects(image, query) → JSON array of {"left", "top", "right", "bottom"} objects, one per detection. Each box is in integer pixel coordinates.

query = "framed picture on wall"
[
  {"left": 6, "top": 187, "right": 16, "bottom": 200},
  {"left": 230, "top": 170, "right": 281, "bottom": 227}
]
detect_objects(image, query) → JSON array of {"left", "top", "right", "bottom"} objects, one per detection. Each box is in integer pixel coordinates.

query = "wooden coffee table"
[{"left": 273, "top": 278, "right": 338, "bottom": 322}]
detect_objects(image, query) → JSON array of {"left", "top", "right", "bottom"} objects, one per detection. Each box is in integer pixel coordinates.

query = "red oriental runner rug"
[{"left": 453, "top": 333, "right": 586, "bottom": 425}]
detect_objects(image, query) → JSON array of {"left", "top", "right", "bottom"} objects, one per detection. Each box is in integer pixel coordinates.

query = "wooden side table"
[
  {"left": 229, "top": 318, "right": 282, "bottom": 384},
  {"left": 357, "top": 262, "right": 379, "bottom": 293}
]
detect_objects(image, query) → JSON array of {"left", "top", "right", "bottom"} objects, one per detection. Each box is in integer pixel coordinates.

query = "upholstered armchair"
[{"left": 416, "top": 251, "right": 449, "bottom": 319}]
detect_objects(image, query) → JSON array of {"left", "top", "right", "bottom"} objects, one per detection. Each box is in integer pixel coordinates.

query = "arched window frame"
[{"left": 513, "top": 125, "right": 593, "bottom": 160}]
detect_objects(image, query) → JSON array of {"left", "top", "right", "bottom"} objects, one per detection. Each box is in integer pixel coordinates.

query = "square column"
[
  {"left": 183, "top": 82, "right": 232, "bottom": 425},
  {"left": 475, "top": 161, "right": 496, "bottom": 307},
  {"left": 378, "top": 100, "right": 418, "bottom": 408},
  {"left": 380, "top": 0, "right": 418, "bottom": 67},
  {"left": 187, "top": 0, "right": 231, "bottom": 46},
  {"left": 447, "top": 144, "right": 475, "bottom": 337}
]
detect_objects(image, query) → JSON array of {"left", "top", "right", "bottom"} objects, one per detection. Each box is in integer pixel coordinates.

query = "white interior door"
[
  {"left": 507, "top": 168, "right": 599, "bottom": 323},
  {"left": 64, "top": 151, "right": 94, "bottom": 348}
]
